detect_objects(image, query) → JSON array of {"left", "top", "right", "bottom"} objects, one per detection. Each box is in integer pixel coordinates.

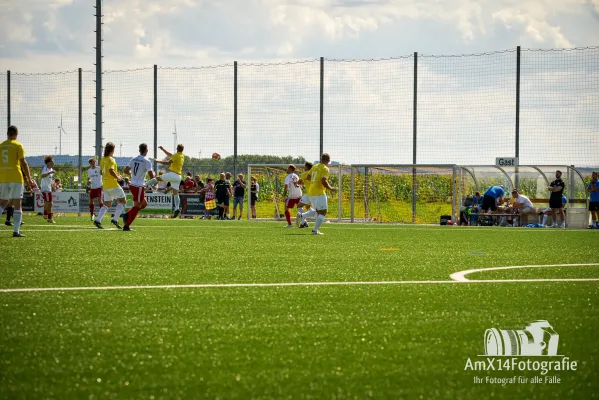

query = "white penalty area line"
[{"left": 450, "top": 263, "right": 599, "bottom": 282}]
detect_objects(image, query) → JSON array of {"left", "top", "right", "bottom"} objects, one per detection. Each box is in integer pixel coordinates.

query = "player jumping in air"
[
  {"left": 296, "top": 162, "right": 314, "bottom": 228},
  {"left": 40, "top": 155, "right": 56, "bottom": 224},
  {"left": 94, "top": 142, "right": 126, "bottom": 229},
  {"left": 0, "top": 126, "right": 36, "bottom": 237},
  {"left": 87, "top": 157, "right": 103, "bottom": 221},
  {"left": 145, "top": 144, "right": 185, "bottom": 218},
  {"left": 121, "top": 143, "right": 155, "bottom": 231},
  {"left": 297, "top": 154, "right": 336, "bottom": 235},
  {"left": 283, "top": 164, "right": 302, "bottom": 228}
]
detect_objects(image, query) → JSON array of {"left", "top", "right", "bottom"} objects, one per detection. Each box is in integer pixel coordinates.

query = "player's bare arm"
[
  {"left": 158, "top": 146, "right": 173, "bottom": 158},
  {"left": 321, "top": 177, "right": 336, "bottom": 191},
  {"left": 109, "top": 167, "right": 122, "bottom": 182},
  {"left": 19, "top": 158, "right": 35, "bottom": 188},
  {"left": 156, "top": 159, "right": 173, "bottom": 166}
]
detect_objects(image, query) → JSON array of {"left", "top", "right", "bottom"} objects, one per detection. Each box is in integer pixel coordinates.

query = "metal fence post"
[
  {"left": 94, "top": 0, "right": 103, "bottom": 160},
  {"left": 320, "top": 57, "right": 324, "bottom": 158},
  {"left": 412, "top": 52, "right": 418, "bottom": 224},
  {"left": 515, "top": 46, "right": 521, "bottom": 190},
  {"left": 350, "top": 167, "right": 355, "bottom": 223},
  {"left": 234, "top": 61, "right": 238, "bottom": 176},
  {"left": 78, "top": 68, "right": 82, "bottom": 189},
  {"left": 6, "top": 70, "right": 10, "bottom": 127},
  {"left": 154, "top": 65, "right": 158, "bottom": 171}
]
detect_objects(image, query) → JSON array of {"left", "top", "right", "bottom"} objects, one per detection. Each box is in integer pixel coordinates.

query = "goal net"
[
  {"left": 247, "top": 164, "right": 345, "bottom": 221},
  {"left": 347, "top": 165, "right": 458, "bottom": 224}
]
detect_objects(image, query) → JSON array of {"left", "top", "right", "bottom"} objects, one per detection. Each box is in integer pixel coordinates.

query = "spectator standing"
[
  {"left": 231, "top": 173, "right": 246, "bottom": 220},
  {"left": 201, "top": 178, "right": 216, "bottom": 219},
  {"left": 215, "top": 173, "right": 232, "bottom": 220},
  {"left": 250, "top": 176, "right": 259, "bottom": 219},
  {"left": 548, "top": 170, "right": 566, "bottom": 228},
  {"left": 224, "top": 172, "right": 233, "bottom": 218},
  {"left": 195, "top": 175, "right": 205, "bottom": 201},
  {"left": 587, "top": 171, "right": 599, "bottom": 229},
  {"left": 182, "top": 176, "right": 197, "bottom": 193}
]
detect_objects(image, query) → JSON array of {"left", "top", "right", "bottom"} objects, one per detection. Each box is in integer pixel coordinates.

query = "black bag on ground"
[{"left": 440, "top": 215, "right": 452, "bottom": 225}]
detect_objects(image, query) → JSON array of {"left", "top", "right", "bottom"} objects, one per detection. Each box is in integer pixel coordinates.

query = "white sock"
[
  {"left": 13, "top": 210, "right": 22, "bottom": 233},
  {"left": 302, "top": 208, "right": 317, "bottom": 220},
  {"left": 174, "top": 195, "right": 180, "bottom": 210},
  {"left": 97, "top": 205, "right": 108, "bottom": 222},
  {"left": 146, "top": 178, "right": 158, "bottom": 186},
  {"left": 313, "top": 214, "right": 325, "bottom": 231},
  {"left": 113, "top": 203, "right": 125, "bottom": 221},
  {"left": 542, "top": 215, "right": 548, "bottom": 226}
]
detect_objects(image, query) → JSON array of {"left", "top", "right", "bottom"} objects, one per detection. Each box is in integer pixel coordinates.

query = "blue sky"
[{"left": 0, "top": 0, "right": 598, "bottom": 166}]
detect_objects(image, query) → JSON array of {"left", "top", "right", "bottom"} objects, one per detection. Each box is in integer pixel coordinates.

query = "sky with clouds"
[{"left": 0, "top": 0, "right": 598, "bottom": 166}]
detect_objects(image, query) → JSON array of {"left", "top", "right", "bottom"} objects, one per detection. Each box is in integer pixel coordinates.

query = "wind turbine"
[
  {"left": 172, "top": 121, "right": 178, "bottom": 152},
  {"left": 58, "top": 113, "right": 68, "bottom": 155}
]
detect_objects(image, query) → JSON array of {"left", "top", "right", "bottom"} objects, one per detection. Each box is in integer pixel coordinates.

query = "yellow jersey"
[
  {"left": 0, "top": 140, "right": 25, "bottom": 184},
  {"left": 307, "top": 163, "right": 329, "bottom": 196},
  {"left": 169, "top": 152, "right": 184, "bottom": 175},
  {"left": 299, "top": 170, "right": 312, "bottom": 193},
  {"left": 100, "top": 156, "right": 119, "bottom": 189}
]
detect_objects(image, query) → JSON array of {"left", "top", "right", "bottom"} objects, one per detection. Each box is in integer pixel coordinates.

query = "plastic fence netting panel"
[
  {"left": 238, "top": 61, "right": 320, "bottom": 162},
  {"left": 103, "top": 69, "right": 154, "bottom": 159},
  {"left": 11, "top": 71, "right": 80, "bottom": 162},
  {"left": 418, "top": 51, "right": 517, "bottom": 165},
  {"left": 520, "top": 48, "right": 599, "bottom": 167},
  {"left": 324, "top": 57, "right": 413, "bottom": 165},
  {"left": 0, "top": 72, "right": 6, "bottom": 129},
  {"left": 158, "top": 66, "right": 234, "bottom": 175}
]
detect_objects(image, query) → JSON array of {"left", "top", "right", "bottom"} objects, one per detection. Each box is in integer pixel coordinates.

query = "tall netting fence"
[
  {"left": 520, "top": 48, "right": 599, "bottom": 167},
  {"left": 103, "top": 68, "right": 154, "bottom": 160},
  {"left": 324, "top": 57, "right": 413, "bottom": 165},
  {"left": 238, "top": 61, "right": 320, "bottom": 163},
  {"left": 348, "top": 165, "right": 457, "bottom": 224},
  {"left": 418, "top": 51, "right": 517, "bottom": 165},
  {"left": 158, "top": 65, "right": 234, "bottom": 177},
  {"left": 0, "top": 72, "right": 6, "bottom": 133}
]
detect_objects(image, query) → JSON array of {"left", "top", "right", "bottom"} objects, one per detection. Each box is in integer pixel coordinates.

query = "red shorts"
[
  {"left": 42, "top": 192, "right": 52, "bottom": 203},
  {"left": 286, "top": 197, "right": 301, "bottom": 208},
  {"left": 89, "top": 188, "right": 102, "bottom": 199},
  {"left": 130, "top": 185, "right": 146, "bottom": 202}
]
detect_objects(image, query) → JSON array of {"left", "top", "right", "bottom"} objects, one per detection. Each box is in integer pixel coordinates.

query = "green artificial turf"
[{"left": 0, "top": 217, "right": 598, "bottom": 399}]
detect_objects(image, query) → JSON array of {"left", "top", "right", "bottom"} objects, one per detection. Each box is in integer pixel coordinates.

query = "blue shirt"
[
  {"left": 562, "top": 195, "right": 567, "bottom": 204},
  {"left": 589, "top": 181, "right": 599, "bottom": 202},
  {"left": 473, "top": 196, "right": 483, "bottom": 206},
  {"left": 484, "top": 186, "right": 505, "bottom": 199}
]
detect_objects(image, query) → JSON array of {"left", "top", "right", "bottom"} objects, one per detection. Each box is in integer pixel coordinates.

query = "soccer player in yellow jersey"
[
  {"left": 94, "top": 142, "right": 127, "bottom": 229},
  {"left": 0, "top": 126, "right": 36, "bottom": 237},
  {"left": 297, "top": 153, "right": 336, "bottom": 235},
  {"left": 146, "top": 144, "right": 185, "bottom": 218},
  {"left": 296, "top": 162, "right": 315, "bottom": 229}
]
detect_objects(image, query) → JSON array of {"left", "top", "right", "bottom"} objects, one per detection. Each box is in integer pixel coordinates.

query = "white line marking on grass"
[
  {"left": 450, "top": 263, "right": 599, "bottom": 282},
  {"left": 2, "top": 275, "right": 599, "bottom": 294}
]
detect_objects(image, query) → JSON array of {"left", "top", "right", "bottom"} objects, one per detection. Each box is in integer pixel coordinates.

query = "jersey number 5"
[{"left": 1, "top": 149, "right": 8, "bottom": 164}]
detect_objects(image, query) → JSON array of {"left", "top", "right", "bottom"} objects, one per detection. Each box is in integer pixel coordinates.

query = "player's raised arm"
[{"left": 158, "top": 146, "right": 173, "bottom": 158}]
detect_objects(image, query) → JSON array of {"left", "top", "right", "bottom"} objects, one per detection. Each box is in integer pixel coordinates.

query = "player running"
[
  {"left": 296, "top": 162, "right": 314, "bottom": 228},
  {"left": 0, "top": 126, "right": 36, "bottom": 237},
  {"left": 94, "top": 142, "right": 126, "bottom": 229},
  {"left": 145, "top": 144, "right": 184, "bottom": 218},
  {"left": 297, "top": 153, "right": 336, "bottom": 235},
  {"left": 283, "top": 164, "right": 302, "bottom": 228},
  {"left": 87, "top": 157, "right": 103, "bottom": 221},
  {"left": 121, "top": 143, "right": 155, "bottom": 231},
  {"left": 40, "top": 155, "right": 56, "bottom": 224}
]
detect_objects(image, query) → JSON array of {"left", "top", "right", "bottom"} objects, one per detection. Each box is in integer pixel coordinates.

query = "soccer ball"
[{"left": 212, "top": 152, "right": 221, "bottom": 160}]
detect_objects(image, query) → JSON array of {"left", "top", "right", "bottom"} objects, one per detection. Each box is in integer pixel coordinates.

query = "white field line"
[
  {"left": 449, "top": 263, "right": 599, "bottom": 282},
  {"left": 1, "top": 275, "right": 599, "bottom": 294}
]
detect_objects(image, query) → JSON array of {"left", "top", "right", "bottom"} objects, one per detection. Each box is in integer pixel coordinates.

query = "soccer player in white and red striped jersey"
[{"left": 121, "top": 143, "right": 155, "bottom": 231}]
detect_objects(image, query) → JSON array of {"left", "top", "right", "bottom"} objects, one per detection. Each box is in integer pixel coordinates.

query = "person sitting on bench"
[{"left": 511, "top": 189, "right": 536, "bottom": 227}]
